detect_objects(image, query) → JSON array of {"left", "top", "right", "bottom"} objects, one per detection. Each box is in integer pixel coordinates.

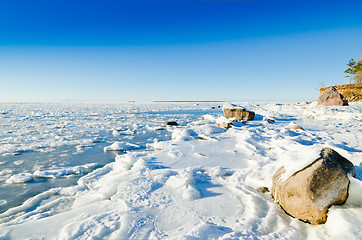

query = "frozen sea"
[
  {"left": 0, "top": 102, "right": 222, "bottom": 214},
  {"left": 0, "top": 102, "right": 361, "bottom": 239}
]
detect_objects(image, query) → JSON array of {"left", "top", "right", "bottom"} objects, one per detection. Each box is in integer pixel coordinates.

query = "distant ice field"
[
  {"left": 0, "top": 102, "right": 222, "bottom": 214},
  {"left": 0, "top": 102, "right": 361, "bottom": 239}
]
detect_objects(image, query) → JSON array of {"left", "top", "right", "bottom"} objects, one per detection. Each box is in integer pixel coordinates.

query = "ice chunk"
[
  {"left": 112, "top": 129, "right": 121, "bottom": 137},
  {"left": 103, "top": 141, "right": 140, "bottom": 151},
  {"left": 115, "top": 154, "right": 138, "bottom": 170},
  {"left": 33, "top": 163, "right": 97, "bottom": 178},
  {"left": 146, "top": 139, "right": 170, "bottom": 150},
  {"left": 5, "top": 173, "right": 33, "bottom": 184},
  {"left": 171, "top": 129, "right": 197, "bottom": 141}
]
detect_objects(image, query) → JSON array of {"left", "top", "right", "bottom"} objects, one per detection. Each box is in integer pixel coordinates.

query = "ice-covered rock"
[
  {"left": 287, "top": 122, "right": 304, "bottom": 130},
  {"left": 272, "top": 148, "right": 356, "bottom": 225},
  {"left": 215, "top": 116, "right": 233, "bottom": 129},
  {"left": 222, "top": 103, "right": 255, "bottom": 121},
  {"left": 215, "top": 122, "right": 233, "bottom": 129}
]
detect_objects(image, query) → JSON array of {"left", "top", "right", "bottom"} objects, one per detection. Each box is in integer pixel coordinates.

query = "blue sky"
[{"left": 1, "top": 0, "right": 362, "bottom": 102}]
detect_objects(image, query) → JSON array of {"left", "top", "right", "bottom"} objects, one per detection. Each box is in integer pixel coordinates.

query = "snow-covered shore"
[{"left": 0, "top": 102, "right": 361, "bottom": 239}]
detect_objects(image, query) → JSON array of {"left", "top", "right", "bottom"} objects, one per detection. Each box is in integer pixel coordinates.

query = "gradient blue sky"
[{"left": 1, "top": 0, "right": 362, "bottom": 102}]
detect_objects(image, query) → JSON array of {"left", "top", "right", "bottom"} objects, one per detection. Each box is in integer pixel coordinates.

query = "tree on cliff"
[
  {"left": 344, "top": 58, "right": 362, "bottom": 83},
  {"left": 355, "top": 60, "right": 362, "bottom": 82}
]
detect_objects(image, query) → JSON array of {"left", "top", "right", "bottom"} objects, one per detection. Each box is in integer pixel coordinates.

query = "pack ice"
[{"left": 0, "top": 102, "right": 362, "bottom": 239}]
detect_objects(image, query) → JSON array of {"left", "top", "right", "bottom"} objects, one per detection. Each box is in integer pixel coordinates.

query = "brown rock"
[
  {"left": 287, "top": 124, "right": 304, "bottom": 130},
  {"left": 318, "top": 87, "right": 349, "bottom": 106},
  {"left": 272, "top": 148, "right": 355, "bottom": 225},
  {"left": 263, "top": 117, "right": 275, "bottom": 123},
  {"left": 215, "top": 122, "right": 233, "bottom": 129},
  {"left": 163, "top": 121, "right": 178, "bottom": 127},
  {"left": 256, "top": 187, "right": 270, "bottom": 193},
  {"left": 222, "top": 104, "right": 255, "bottom": 121}
]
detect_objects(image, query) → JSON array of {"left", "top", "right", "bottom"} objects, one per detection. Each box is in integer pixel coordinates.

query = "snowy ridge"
[{"left": 5, "top": 163, "right": 98, "bottom": 184}]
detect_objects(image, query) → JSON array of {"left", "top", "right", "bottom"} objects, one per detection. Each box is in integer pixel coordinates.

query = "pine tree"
[{"left": 344, "top": 59, "right": 356, "bottom": 84}]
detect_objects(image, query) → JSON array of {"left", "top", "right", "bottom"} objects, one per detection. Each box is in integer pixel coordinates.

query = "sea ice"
[{"left": 0, "top": 102, "right": 361, "bottom": 239}]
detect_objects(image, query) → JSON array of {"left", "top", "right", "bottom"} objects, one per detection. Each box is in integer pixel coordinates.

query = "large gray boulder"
[
  {"left": 318, "top": 86, "right": 349, "bottom": 106},
  {"left": 272, "top": 148, "right": 355, "bottom": 225},
  {"left": 222, "top": 103, "right": 255, "bottom": 121}
]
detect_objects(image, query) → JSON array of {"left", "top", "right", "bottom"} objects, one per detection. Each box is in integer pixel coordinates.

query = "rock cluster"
[
  {"left": 272, "top": 148, "right": 355, "bottom": 225},
  {"left": 318, "top": 86, "right": 349, "bottom": 106},
  {"left": 222, "top": 103, "right": 255, "bottom": 121}
]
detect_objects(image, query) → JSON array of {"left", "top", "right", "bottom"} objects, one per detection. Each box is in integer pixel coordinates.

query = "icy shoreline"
[{"left": 0, "top": 102, "right": 362, "bottom": 239}]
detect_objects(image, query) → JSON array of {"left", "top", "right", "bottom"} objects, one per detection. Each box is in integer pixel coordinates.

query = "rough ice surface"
[
  {"left": 0, "top": 102, "right": 362, "bottom": 239},
  {"left": 103, "top": 141, "right": 140, "bottom": 151},
  {"left": 5, "top": 163, "right": 98, "bottom": 184}
]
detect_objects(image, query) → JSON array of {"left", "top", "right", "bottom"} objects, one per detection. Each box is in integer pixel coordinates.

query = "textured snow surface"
[
  {"left": 103, "top": 141, "right": 140, "bottom": 151},
  {"left": 0, "top": 102, "right": 362, "bottom": 239},
  {"left": 5, "top": 163, "right": 98, "bottom": 184}
]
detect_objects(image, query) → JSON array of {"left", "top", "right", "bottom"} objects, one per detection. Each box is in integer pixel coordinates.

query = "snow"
[
  {"left": 222, "top": 103, "right": 245, "bottom": 110},
  {"left": 0, "top": 102, "right": 362, "bottom": 239},
  {"left": 146, "top": 125, "right": 165, "bottom": 131},
  {"left": 33, "top": 163, "right": 97, "bottom": 178},
  {"left": 346, "top": 176, "right": 362, "bottom": 207},
  {"left": 146, "top": 138, "right": 170, "bottom": 150},
  {"left": 5, "top": 173, "right": 33, "bottom": 184},
  {"left": 103, "top": 141, "right": 140, "bottom": 151},
  {"left": 5, "top": 163, "right": 98, "bottom": 184},
  {"left": 171, "top": 128, "right": 198, "bottom": 141}
]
